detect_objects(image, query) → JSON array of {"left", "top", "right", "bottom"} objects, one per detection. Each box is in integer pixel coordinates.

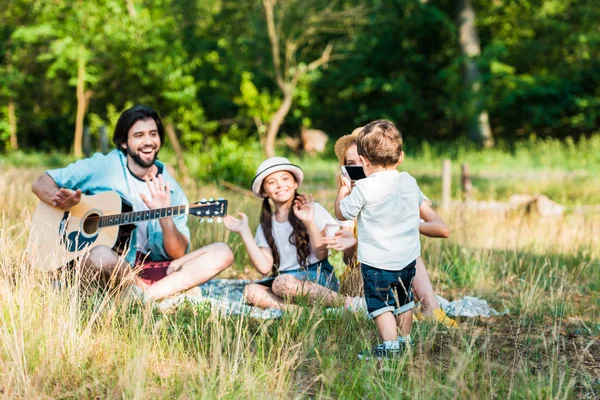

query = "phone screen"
[{"left": 342, "top": 165, "right": 367, "bottom": 181}]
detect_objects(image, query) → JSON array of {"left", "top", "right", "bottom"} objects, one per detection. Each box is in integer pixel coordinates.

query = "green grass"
[{"left": 1, "top": 141, "right": 599, "bottom": 398}]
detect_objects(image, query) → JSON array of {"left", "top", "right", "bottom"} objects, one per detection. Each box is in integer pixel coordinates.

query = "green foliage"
[
  {"left": 1, "top": 0, "right": 599, "bottom": 153},
  {"left": 190, "top": 136, "right": 264, "bottom": 186}
]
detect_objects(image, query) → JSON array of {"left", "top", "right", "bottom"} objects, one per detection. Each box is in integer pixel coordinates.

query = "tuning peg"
[
  {"left": 218, "top": 197, "right": 224, "bottom": 201},
  {"left": 200, "top": 218, "right": 205, "bottom": 223},
  {"left": 207, "top": 218, "right": 214, "bottom": 223},
  {"left": 201, "top": 198, "right": 207, "bottom": 202},
  {"left": 209, "top": 197, "right": 214, "bottom": 201},
  {"left": 216, "top": 217, "right": 223, "bottom": 223},
  {"left": 205, "top": 211, "right": 210, "bottom": 215}
]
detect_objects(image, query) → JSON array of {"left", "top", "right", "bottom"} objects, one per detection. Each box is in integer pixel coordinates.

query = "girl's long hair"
[{"left": 260, "top": 190, "right": 311, "bottom": 276}]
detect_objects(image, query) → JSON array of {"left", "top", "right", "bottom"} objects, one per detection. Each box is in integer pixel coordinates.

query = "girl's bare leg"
[
  {"left": 243, "top": 283, "right": 299, "bottom": 312},
  {"left": 272, "top": 274, "right": 353, "bottom": 307}
]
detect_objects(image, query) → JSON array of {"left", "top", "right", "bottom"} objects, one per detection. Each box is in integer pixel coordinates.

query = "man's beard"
[{"left": 126, "top": 145, "right": 158, "bottom": 168}]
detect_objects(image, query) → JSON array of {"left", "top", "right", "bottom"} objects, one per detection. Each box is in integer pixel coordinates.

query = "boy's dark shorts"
[{"left": 361, "top": 260, "right": 417, "bottom": 319}]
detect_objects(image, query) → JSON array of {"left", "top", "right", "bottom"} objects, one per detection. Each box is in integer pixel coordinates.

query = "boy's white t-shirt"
[
  {"left": 255, "top": 202, "right": 337, "bottom": 272},
  {"left": 339, "top": 170, "right": 423, "bottom": 271}
]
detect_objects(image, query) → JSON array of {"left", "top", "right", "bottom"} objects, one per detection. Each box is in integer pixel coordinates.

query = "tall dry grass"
[{"left": 0, "top": 167, "right": 598, "bottom": 398}]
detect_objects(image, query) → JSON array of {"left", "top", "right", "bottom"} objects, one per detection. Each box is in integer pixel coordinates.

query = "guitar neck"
[{"left": 98, "top": 205, "right": 189, "bottom": 228}]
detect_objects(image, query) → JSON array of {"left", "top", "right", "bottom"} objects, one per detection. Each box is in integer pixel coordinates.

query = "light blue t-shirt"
[{"left": 46, "top": 149, "right": 190, "bottom": 265}]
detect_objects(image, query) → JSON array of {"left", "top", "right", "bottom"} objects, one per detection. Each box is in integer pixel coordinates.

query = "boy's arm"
[{"left": 335, "top": 183, "right": 366, "bottom": 221}]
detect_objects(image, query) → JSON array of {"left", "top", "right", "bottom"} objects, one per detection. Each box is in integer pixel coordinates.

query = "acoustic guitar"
[{"left": 27, "top": 191, "right": 228, "bottom": 271}]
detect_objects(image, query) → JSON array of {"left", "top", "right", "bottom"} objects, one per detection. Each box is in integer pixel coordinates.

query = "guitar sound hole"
[{"left": 83, "top": 213, "right": 100, "bottom": 235}]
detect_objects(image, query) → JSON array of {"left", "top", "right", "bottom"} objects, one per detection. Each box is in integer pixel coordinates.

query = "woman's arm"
[
  {"left": 223, "top": 213, "right": 274, "bottom": 275},
  {"left": 419, "top": 202, "right": 450, "bottom": 238}
]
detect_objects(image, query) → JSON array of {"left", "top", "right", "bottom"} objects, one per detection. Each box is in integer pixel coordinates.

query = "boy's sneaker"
[{"left": 358, "top": 343, "right": 405, "bottom": 360}]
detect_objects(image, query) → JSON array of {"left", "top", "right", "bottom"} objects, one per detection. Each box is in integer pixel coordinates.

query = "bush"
[{"left": 190, "top": 136, "right": 264, "bottom": 187}]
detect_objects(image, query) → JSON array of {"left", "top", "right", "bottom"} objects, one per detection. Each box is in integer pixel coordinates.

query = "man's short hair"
[
  {"left": 356, "top": 119, "right": 403, "bottom": 167},
  {"left": 112, "top": 105, "right": 165, "bottom": 152}
]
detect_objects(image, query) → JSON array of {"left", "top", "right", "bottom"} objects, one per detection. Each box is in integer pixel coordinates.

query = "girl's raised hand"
[
  {"left": 223, "top": 212, "right": 250, "bottom": 234},
  {"left": 292, "top": 193, "right": 314, "bottom": 223}
]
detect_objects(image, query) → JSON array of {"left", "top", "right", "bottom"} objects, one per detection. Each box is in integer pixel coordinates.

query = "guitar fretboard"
[{"left": 98, "top": 205, "right": 189, "bottom": 228}]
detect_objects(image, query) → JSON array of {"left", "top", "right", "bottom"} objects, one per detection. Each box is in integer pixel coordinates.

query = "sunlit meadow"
[{"left": 0, "top": 158, "right": 598, "bottom": 398}]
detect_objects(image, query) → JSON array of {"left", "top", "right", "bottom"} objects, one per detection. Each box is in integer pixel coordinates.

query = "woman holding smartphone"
[{"left": 324, "top": 127, "right": 457, "bottom": 327}]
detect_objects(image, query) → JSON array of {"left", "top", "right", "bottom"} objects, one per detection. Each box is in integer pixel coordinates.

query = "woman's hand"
[
  {"left": 322, "top": 229, "right": 357, "bottom": 251},
  {"left": 223, "top": 212, "right": 251, "bottom": 234},
  {"left": 293, "top": 193, "right": 314, "bottom": 223},
  {"left": 339, "top": 171, "right": 354, "bottom": 189}
]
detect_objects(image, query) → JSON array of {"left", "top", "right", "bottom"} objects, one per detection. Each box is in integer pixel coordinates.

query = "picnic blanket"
[{"left": 155, "top": 279, "right": 509, "bottom": 319}]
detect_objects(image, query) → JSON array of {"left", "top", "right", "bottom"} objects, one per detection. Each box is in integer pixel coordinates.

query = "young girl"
[
  {"left": 325, "top": 129, "right": 457, "bottom": 327},
  {"left": 224, "top": 156, "right": 362, "bottom": 310}
]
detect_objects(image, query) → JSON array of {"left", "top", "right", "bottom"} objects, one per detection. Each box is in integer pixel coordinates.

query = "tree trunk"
[
  {"left": 264, "top": 89, "right": 293, "bottom": 157},
  {"left": 457, "top": 0, "right": 494, "bottom": 148},
  {"left": 165, "top": 122, "right": 189, "bottom": 180},
  {"left": 7, "top": 99, "right": 17, "bottom": 151},
  {"left": 74, "top": 53, "right": 86, "bottom": 157},
  {"left": 126, "top": 0, "right": 137, "bottom": 18}
]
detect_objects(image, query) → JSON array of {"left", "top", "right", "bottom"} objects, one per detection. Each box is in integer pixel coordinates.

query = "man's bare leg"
[
  {"left": 144, "top": 242, "right": 233, "bottom": 300},
  {"left": 271, "top": 274, "right": 357, "bottom": 308},
  {"left": 243, "top": 283, "right": 299, "bottom": 311},
  {"left": 80, "top": 245, "right": 138, "bottom": 286}
]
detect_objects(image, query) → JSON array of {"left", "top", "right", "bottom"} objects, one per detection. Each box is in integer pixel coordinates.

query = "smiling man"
[{"left": 32, "top": 105, "right": 233, "bottom": 300}]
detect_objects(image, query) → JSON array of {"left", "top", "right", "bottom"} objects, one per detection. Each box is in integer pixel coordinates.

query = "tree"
[
  {"left": 12, "top": 0, "right": 134, "bottom": 156},
  {"left": 457, "top": 0, "right": 493, "bottom": 147},
  {"left": 261, "top": 0, "right": 364, "bottom": 157}
]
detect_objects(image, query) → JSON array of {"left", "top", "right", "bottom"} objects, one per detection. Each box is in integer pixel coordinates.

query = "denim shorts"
[
  {"left": 256, "top": 259, "right": 340, "bottom": 292},
  {"left": 361, "top": 260, "right": 417, "bottom": 319}
]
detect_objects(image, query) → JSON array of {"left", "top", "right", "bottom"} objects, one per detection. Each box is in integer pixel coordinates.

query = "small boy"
[{"left": 334, "top": 119, "right": 422, "bottom": 360}]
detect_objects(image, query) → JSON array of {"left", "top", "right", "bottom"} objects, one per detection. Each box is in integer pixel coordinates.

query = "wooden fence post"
[
  {"left": 441, "top": 159, "right": 452, "bottom": 209},
  {"left": 461, "top": 162, "right": 473, "bottom": 201}
]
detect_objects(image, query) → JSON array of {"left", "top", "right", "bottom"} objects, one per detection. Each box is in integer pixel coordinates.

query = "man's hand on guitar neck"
[{"left": 51, "top": 188, "right": 82, "bottom": 210}]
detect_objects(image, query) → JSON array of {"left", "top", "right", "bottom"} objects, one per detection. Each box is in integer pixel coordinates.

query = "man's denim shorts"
[
  {"left": 361, "top": 260, "right": 417, "bottom": 319},
  {"left": 257, "top": 259, "right": 340, "bottom": 292}
]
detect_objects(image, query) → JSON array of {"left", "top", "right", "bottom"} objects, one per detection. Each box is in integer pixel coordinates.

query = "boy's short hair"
[{"left": 356, "top": 119, "right": 403, "bottom": 167}]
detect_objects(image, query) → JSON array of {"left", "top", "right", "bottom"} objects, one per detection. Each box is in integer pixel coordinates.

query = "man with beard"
[{"left": 32, "top": 105, "right": 234, "bottom": 300}]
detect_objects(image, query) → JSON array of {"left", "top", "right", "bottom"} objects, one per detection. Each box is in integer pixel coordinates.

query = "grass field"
[{"left": 0, "top": 153, "right": 599, "bottom": 398}]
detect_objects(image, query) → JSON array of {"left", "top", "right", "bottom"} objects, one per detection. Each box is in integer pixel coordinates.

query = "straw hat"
[
  {"left": 250, "top": 156, "right": 304, "bottom": 198},
  {"left": 334, "top": 126, "right": 364, "bottom": 161}
]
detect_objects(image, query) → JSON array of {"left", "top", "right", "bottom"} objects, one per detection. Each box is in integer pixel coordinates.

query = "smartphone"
[{"left": 341, "top": 165, "right": 367, "bottom": 181}]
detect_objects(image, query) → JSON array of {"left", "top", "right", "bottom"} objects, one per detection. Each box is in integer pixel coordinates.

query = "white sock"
[{"left": 383, "top": 340, "right": 400, "bottom": 350}]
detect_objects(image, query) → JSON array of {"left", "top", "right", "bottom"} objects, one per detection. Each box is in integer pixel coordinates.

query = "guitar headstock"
[{"left": 189, "top": 198, "right": 228, "bottom": 223}]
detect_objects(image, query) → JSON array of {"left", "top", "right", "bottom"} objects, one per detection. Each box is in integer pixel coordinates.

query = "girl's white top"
[{"left": 255, "top": 202, "right": 337, "bottom": 272}]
